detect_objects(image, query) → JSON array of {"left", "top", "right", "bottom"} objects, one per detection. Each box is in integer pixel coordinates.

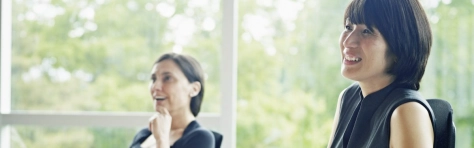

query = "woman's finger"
[
  {"left": 162, "top": 108, "right": 170, "bottom": 115},
  {"left": 148, "top": 121, "right": 152, "bottom": 131},
  {"left": 148, "top": 113, "right": 158, "bottom": 122}
]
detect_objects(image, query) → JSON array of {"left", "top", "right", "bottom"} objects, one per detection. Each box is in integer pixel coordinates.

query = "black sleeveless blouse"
[
  {"left": 129, "top": 120, "right": 215, "bottom": 148},
  {"left": 330, "top": 82, "right": 435, "bottom": 148}
]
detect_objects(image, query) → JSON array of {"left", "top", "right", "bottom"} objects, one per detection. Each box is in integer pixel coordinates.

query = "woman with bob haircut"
[
  {"left": 130, "top": 53, "right": 215, "bottom": 148},
  {"left": 328, "top": 0, "right": 435, "bottom": 147}
]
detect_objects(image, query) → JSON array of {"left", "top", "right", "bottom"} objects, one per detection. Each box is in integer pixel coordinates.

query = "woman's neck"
[
  {"left": 359, "top": 75, "right": 394, "bottom": 98},
  {"left": 169, "top": 109, "right": 195, "bottom": 130}
]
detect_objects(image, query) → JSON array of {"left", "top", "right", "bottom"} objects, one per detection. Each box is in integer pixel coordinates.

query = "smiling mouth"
[{"left": 154, "top": 97, "right": 166, "bottom": 101}]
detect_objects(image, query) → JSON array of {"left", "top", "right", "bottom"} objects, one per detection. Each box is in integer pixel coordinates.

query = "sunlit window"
[
  {"left": 237, "top": 0, "right": 350, "bottom": 147},
  {"left": 6, "top": 0, "right": 222, "bottom": 147},
  {"left": 11, "top": 0, "right": 221, "bottom": 113}
]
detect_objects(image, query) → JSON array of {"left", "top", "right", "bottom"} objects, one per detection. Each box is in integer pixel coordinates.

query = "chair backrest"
[
  {"left": 211, "top": 130, "right": 223, "bottom": 148},
  {"left": 427, "top": 99, "right": 456, "bottom": 148}
]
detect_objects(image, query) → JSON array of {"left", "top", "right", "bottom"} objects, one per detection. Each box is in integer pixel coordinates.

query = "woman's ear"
[{"left": 189, "top": 81, "right": 201, "bottom": 97}]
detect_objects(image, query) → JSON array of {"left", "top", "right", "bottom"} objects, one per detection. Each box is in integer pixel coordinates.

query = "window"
[
  {"left": 10, "top": 0, "right": 221, "bottom": 113},
  {"left": 236, "top": 0, "right": 349, "bottom": 147},
  {"left": 2, "top": 0, "right": 236, "bottom": 147}
]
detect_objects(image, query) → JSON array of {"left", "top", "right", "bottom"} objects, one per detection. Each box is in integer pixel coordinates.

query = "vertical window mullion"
[
  {"left": 220, "top": 0, "right": 237, "bottom": 148},
  {"left": 1, "top": 0, "right": 12, "bottom": 114},
  {"left": 1, "top": 0, "right": 13, "bottom": 147}
]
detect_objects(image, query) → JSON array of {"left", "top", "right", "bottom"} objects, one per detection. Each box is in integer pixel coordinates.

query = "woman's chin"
[
  {"left": 154, "top": 105, "right": 167, "bottom": 111},
  {"left": 341, "top": 71, "right": 360, "bottom": 81}
]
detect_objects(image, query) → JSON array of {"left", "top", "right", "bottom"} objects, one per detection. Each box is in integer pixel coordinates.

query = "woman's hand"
[{"left": 149, "top": 107, "right": 172, "bottom": 147}]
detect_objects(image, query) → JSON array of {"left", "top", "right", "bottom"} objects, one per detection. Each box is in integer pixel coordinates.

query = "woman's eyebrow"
[
  {"left": 160, "top": 71, "right": 172, "bottom": 75},
  {"left": 158, "top": 71, "right": 175, "bottom": 78},
  {"left": 150, "top": 71, "right": 171, "bottom": 77}
]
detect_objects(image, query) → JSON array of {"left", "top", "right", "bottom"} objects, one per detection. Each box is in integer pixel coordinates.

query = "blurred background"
[{"left": 1, "top": 0, "right": 473, "bottom": 147}]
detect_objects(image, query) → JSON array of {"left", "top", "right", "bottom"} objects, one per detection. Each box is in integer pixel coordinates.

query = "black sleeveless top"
[
  {"left": 129, "top": 120, "right": 215, "bottom": 148},
  {"left": 330, "top": 83, "right": 435, "bottom": 148}
]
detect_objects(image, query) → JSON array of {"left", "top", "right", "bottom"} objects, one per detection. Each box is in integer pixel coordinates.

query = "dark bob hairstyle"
[
  {"left": 344, "top": 0, "right": 432, "bottom": 90},
  {"left": 155, "top": 53, "right": 205, "bottom": 117}
]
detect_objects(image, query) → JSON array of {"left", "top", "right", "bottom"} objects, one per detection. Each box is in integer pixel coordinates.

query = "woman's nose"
[
  {"left": 151, "top": 81, "right": 162, "bottom": 91},
  {"left": 342, "top": 31, "right": 359, "bottom": 49}
]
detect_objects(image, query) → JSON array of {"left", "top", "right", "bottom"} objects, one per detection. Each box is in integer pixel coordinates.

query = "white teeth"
[{"left": 345, "top": 56, "right": 361, "bottom": 62}]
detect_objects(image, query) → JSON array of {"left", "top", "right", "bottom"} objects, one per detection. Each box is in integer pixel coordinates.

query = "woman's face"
[
  {"left": 339, "top": 20, "right": 394, "bottom": 83},
  {"left": 149, "top": 59, "right": 199, "bottom": 113}
]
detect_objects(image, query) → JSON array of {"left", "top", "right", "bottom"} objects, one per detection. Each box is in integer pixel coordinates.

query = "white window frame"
[{"left": 0, "top": 0, "right": 237, "bottom": 147}]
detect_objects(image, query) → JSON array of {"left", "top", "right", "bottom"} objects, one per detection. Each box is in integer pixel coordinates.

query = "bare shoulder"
[
  {"left": 390, "top": 102, "right": 434, "bottom": 148},
  {"left": 392, "top": 102, "right": 430, "bottom": 119}
]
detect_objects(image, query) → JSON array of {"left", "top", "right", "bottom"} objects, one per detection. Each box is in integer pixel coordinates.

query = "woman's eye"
[
  {"left": 362, "top": 29, "right": 372, "bottom": 34},
  {"left": 151, "top": 76, "right": 156, "bottom": 82},
  {"left": 163, "top": 76, "right": 171, "bottom": 82},
  {"left": 344, "top": 25, "right": 352, "bottom": 31}
]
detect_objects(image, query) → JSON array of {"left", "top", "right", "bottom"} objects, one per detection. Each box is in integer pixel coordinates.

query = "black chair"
[
  {"left": 211, "top": 131, "right": 223, "bottom": 148},
  {"left": 427, "top": 99, "right": 456, "bottom": 148}
]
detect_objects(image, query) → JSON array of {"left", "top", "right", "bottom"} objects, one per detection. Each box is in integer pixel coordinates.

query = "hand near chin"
[{"left": 149, "top": 107, "right": 172, "bottom": 145}]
